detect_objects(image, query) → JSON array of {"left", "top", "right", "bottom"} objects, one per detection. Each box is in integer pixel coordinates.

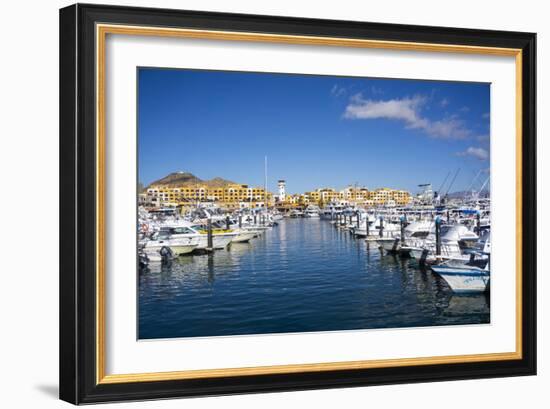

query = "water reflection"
[{"left": 139, "top": 218, "right": 489, "bottom": 339}]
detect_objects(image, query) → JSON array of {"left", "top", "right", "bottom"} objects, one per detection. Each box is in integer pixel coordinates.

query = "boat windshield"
[
  {"left": 171, "top": 226, "right": 195, "bottom": 234},
  {"left": 153, "top": 231, "right": 171, "bottom": 240}
]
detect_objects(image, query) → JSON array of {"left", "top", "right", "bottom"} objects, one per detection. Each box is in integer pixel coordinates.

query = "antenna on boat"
[
  {"left": 437, "top": 171, "right": 451, "bottom": 196},
  {"left": 466, "top": 169, "right": 483, "bottom": 196},
  {"left": 445, "top": 168, "right": 461, "bottom": 197},
  {"left": 476, "top": 176, "right": 490, "bottom": 199}
]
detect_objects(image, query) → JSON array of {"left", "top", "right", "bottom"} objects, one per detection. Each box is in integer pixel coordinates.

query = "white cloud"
[
  {"left": 330, "top": 84, "right": 346, "bottom": 97},
  {"left": 457, "top": 146, "right": 489, "bottom": 161},
  {"left": 344, "top": 94, "right": 471, "bottom": 139},
  {"left": 425, "top": 118, "right": 471, "bottom": 139},
  {"left": 345, "top": 94, "right": 424, "bottom": 122},
  {"left": 440, "top": 98, "right": 450, "bottom": 107}
]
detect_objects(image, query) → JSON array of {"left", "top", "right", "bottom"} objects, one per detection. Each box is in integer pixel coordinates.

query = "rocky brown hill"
[{"left": 148, "top": 172, "right": 236, "bottom": 188}]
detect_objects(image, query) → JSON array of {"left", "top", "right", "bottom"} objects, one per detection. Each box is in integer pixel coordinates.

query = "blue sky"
[{"left": 138, "top": 68, "right": 490, "bottom": 195}]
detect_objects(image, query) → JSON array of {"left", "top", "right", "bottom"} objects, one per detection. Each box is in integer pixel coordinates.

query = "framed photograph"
[{"left": 59, "top": 3, "right": 536, "bottom": 404}]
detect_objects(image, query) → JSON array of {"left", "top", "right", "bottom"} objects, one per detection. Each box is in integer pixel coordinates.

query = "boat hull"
[
  {"left": 377, "top": 238, "right": 400, "bottom": 252},
  {"left": 211, "top": 234, "right": 236, "bottom": 249},
  {"left": 431, "top": 266, "right": 490, "bottom": 293},
  {"left": 231, "top": 231, "right": 256, "bottom": 243},
  {"left": 170, "top": 244, "right": 197, "bottom": 256}
]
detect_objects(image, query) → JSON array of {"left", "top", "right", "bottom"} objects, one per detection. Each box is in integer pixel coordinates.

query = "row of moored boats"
[
  {"left": 326, "top": 206, "right": 491, "bottom": 293},
  {"left": 138, "top": 207, "right": 283, "bottom": 265}
]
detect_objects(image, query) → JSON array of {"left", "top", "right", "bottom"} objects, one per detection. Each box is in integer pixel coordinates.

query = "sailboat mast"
[{"left": 264, "top": 155, "right": 268, "bottom": 209}]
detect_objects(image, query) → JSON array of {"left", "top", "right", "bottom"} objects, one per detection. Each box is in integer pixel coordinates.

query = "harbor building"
[
  {"left": 144, "top": 173, "right": 411, "bottom": 209},
  {"left": 145, "top": 184, "right": 272, "bottom": 208},
  {"left": 305, "top": 188, "right": 343, "bottom": 204},
  {"left": 341, "top": 186, "right": 370, "bottom": 203}
]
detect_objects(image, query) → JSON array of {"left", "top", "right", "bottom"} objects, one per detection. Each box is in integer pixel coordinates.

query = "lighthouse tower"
[{"left": 277, "top": 180, "right": 286, "bottom": 202}]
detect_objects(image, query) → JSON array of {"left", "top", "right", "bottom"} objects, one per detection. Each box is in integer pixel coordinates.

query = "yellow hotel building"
[
  {"left": 145, "top": 184, "right": 272, "bottom": 207},
  {"left": 143, "top": 183, "right": 411, "bottom": 208},
  {"left": 301, "top": 187, "right": 411, "bottom": 207}
]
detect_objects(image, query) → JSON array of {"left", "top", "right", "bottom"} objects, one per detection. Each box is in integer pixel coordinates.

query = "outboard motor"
[
  {"left": 138, "top": 251, "right": 149, "bottom": 268},
  {"left": 159, "top": 246, "right": 174, "bottom": 262}
]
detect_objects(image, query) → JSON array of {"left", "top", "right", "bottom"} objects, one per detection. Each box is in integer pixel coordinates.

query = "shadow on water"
[{"left": 445, "top": 292, "right": 490, "bottom": 317}]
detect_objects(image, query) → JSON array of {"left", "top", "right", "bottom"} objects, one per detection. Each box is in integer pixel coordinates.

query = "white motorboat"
[
  {"left": 431, "top": 264, "right": 490, "bottom": 293},
  {"left": 209, "top": 218, "right": 260, "bottom": 244},
  {"left": 270, "top": 211, "right": 284, "bottom": 221},
  {"left": 377, "top": 237, "right": 400, "bottom": 252},
  {"left": 143, "top": 231, "right": 198, "bottom": 256},
  {"left": 158, "top": 222, "right": 237, "bottom": 250},
  {"left": 231, "top": 230, "right": 257, "bottom": 243},
  {"left": 443, "top": 230, "right": 491, "bottom": 268},
  {"left": 404, "top": 220, "right": 433, "bottom": 239},
  {"left": 394, "top": 220, "right": 434, "bottom": 256},
  {"left": 405, "top": 224, "right": 479, "bottom": 263},
  {"left": 443, "top": 253, "right": 489, "bottom": 269},
  {"left": 304, "top": 205, "right": 321, "bottom": 218},
  {"left": 444, "top": 224, "right": 480, "bottom": 249},
  {"left": 289, "top": 209, "right": 304, "bottom": 218},
  {"left": 189, "top": 224, "right": 237, "bottom": 249},
  {"left": 352, "top": 214, "right": 376, "bottom": 237},
  {"left": 320, "top": 203, "right": 346, "bottom": 220},
  {"left": 358, "top": 216, "right": 401, "bottom": 238},
  {"left": 141, "top": 245, "right": 176, "bottom": 263}
]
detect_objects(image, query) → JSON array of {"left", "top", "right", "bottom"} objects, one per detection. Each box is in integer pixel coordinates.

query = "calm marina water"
[{"left": 139, "top": 218, "right": 489, "bottom": 339}]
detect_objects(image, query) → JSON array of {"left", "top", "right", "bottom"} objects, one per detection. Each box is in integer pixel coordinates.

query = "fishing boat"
[
  {"left": 431, "top": 264, "right": 490, "bottom": 293},
  {"left": 406, "top": 224, "right": 479, "bottom": 264},
  {"left": 393, "top": 220, "right": 434, "bottom": 256},
  {"left": 369, "top": 217, "right": 403, "bottom": 251},
  {"left": 443, "top": 230, "right": 491, "bottom": 268}
]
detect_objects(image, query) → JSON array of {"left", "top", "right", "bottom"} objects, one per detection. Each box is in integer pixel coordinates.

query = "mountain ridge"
[{"left": 147, "top": 172, "right": 236, "bottom": 188}]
